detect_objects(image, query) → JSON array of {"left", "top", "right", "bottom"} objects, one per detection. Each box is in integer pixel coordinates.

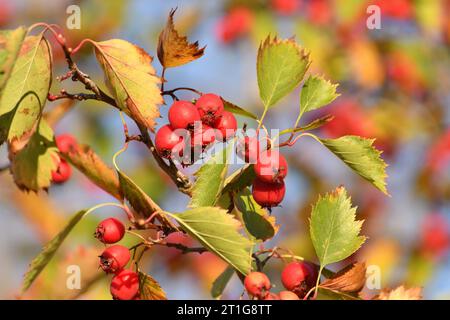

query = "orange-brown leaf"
[
  {"left": 377, "top": 285, "right": 423, "bottom": 300},
  {"left": 157, "top": 8, "right": 205, "bottom": 68},
  {"left": 321, "top": 262, "right": 366, "bottom": 293}
]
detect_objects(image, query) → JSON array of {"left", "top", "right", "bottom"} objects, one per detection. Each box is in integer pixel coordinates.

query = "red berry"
[
  {"left": 196, "top": 93, "right": 224, "bottom": 125},
  {"left": 99, "top": 245, "right": 131, "bottom": 274},
  {"left": 214, "top": 111, "right": 237, "bottom": 141},
  {"left": 236, "top": 136, "right": 259, "bottom": 163},
  {"left": 95, "top": 218, "right": 125, "bottom": 244},
  {"left": 55, "top": 134, "right": 77, "bottom": 153},
  {"left": 279, "top": 290, "right": 300, "bottom": 300},
  {"left": 216, "top": 7, "right": 253, "bottom": 43},
  {"left": 263, "top": 292, "right": 280, "bottom": 300},
  {"left": 254, "top": 149, "right": 288, "bottom": 183},
  {"left": 51, "top": 157, "right": 72, "bottom": 184},
  {"left": 191, "top": 124, "right": 217, "bottom": 148},
  {"left": 244, "top": 272, "right": 271, "bottom": 299},
  {"left": 281, "top": 262, "right": 318, "bottom": 297},
  {"left": 110, "top": 269, "right": 139, "bottom": 300},
  {"left": 155, "top": 124, "right": 185, "bottom": 159},
  {"left": 252, "top": 178, "right": 285, "bottom": 208},
  {"left": 168, "top": 100, "right": 200, "bottom": 130},
  {"left": 271, "top": 0, "right": 301, "bottom": 15}
]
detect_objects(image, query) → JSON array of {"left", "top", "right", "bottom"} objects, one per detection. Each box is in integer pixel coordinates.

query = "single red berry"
[
  {"left": 155, "top": 124, "right": 185, "bottom": 159},
  {"left": 252, "top": 178, "right": 286, "bottom": 208},
  {"left": 254, "top": 149, "right": 288, "bottom": 183},
  {"left": 281, "top": 262, "right": 318, "bottom": 297},
  {"left": 168, "top": 100, "right": 201, "bottom": 130},
  {"left": 51, "top": 157, "right": 72, "bottom": 184},
  {"left": 236, "top": 136, "right": 259, "bottom": 163},
  {"left": 263, "top": 292, "right": 280, "bottom": 300},
  {"left": 99, "top": 245, "right": 131, "bottom": 274},
  {"left": 196, "top": 93, "right": 224, "bottom": 125},
  {"left": 279, "top": 290, "right": 300, "bottom": 300},
  {"left": 215, "top": 7, "right": 253, "bottom": 43},
  {"left": 244, "top": 271, "right": 271, "bottom": 299},
  {"left": 190, "top": 124, "right": 217, "bottom": 148},
  {"left": 214, "top": 111, "right": 237, "bottom": 141},
  {"left": 110, "top": 269, "right": 139, "bottom": 300},
  {"left": 271, "top": 0, "right": 301, "bottom": 15},
  {"left": 95, "top": 218, "right": 125, "bottom": 244},
  {"left": 55, "top": 134, "right": 77, "bottom": 153}
]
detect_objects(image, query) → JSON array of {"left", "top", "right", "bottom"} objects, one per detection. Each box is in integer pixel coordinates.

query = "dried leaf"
[
  {"left": 321, "top": 262, "right": 366, "bottom": 293},
  {"left": 157, "top": 8, "right": 205, "bottom": 68},
  {"left": 138, "top": 271, "right": 167, "bottom": 300},
  {"left": 377, "top": 285, "right": 423, "bottom": 300}
]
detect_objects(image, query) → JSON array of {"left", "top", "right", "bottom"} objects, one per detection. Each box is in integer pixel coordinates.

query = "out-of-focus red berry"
[
  {"left": 216, "top": 7, "right": 254, "bottom": 44},
  {"left": 375, "top": 0, "right": 413, "bottom": 20},
  {"left": 420, "top": 213, "right": 450, "bottom": 259},
  {"left": 271, "top": 0, "right": 301, "bottom": 15}
]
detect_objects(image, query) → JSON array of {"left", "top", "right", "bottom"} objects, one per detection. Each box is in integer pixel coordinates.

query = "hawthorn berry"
[
  {"left": 110, "top": 269, "right": 139, "bottom": 300},
  {"left": 279, "top": 290, "right": 300, "bottom": 300},
  {"left": 95, "top": 218, "right": 125, "bottom": 244},
  {"left": 281, "top": 262, "right": 318, "bottom": 297},
  {"left": 168, "top": 100, "right": 200, "bottom": 130},
  {"left": 271, "top": 0, "right": 301, "bottom": 15},
  {"left": 196, "top": 93, "right": 224, "bottom": 125},
  {"left": 244, "top": 271, "right": 271, "bottom": 299},
  {"left": 216, "top": 7, "right": 253, "bottom": 43},
  {"left": 191, "top": 124, "right": 217, "bottom": 148},
  {"left": 214, "top": 110, "right": 237, "bottom": 141},
  {"left": 254, "top": 149, "right": 288, "bottom": 183},
  {"left": 55, "top": 134, "right": 77, "bottom": 153},
  {"left": 51, "top": 157, "right": 72, "bottom": 184},
  {"left": 99, "top": 245, "right": 131, "bottom": 274},
  {"left": 263, "top": 292, "right": 280, "bottom": 300},
  {"left": 252, "top": 178, "right": 286, "bottom": 208},
  {"left": 155, "top": 124, "right": 185, "bottom": 159},
  {"left": 236, "top": 136, "right": 259, "bottom": 163}
]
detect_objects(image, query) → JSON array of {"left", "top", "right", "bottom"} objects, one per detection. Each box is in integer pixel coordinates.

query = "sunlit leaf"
[
  {"left": 222, "top": 98, "right": 257, "bottom": 120},
  {"left": 211, "top": 266, "right": 234, "bottom": 298},
  {"left": 138, "top": 271, "right": 167, "bottom": 300},
  {"left": 0, "top": 26, "right": 27, "bottom": 91},
  {"left": 300, "top": 75, "right": 339, "bottom": 114}
]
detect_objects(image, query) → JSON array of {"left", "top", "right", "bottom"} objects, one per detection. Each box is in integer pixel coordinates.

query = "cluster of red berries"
[
  {"left": 155, "top": 93, "right": 237, "bottom": 164},
  {"left": 251, "top": 149, "right": 288, "bottom": 209},
  {"left": 95, "top": 217, "right": 140, "bottom": 300},
  {"left": 244, "top": 261, "right": 318, "bottom": 300},
  {"left": 51, "top": 134, "right": 76, "bottom": 184}
]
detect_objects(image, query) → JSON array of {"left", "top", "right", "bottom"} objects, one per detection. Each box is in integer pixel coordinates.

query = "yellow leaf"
[{"left": 377, "top": 285, "right": 423, "bottom": 300}]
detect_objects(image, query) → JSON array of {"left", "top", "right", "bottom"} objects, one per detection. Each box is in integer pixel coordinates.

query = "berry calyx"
[
  {"left": 236, "top": 136, "right": 259, "bottom": 163},
  {"left": 281, "top": 262, "right": 318, "bottom": 297},
  {"left": 279, "top": 290, "right": 300, "bottom": 300},
  {"left": 51, "top": 157, "right": 72, "bottom": 184},
  {"left": 110, "top": 269, "right": 139, "bottom": 300},
  {"left": 155, "top": 124, "right": 185, "bottom": 159},
  {"left": 254, "top": 149, "right": 288, "bottom": 183},
  {"left": 196, "top": 93, "right": 224, "bottom": 125},
  {"left": 214, "top": 110, "right": 237, "bottom": 141},
  {"left": 168, "top": 100, "right": 200, "bottom": 130},
  {"left": 244, "top": 271, "right": 271, "bottom": 299},
  {"left": 252, "top": 178, "right": 286, "bottom": 208},
  {"left": 95, "top": 218, "right": 125, "bottom": 244},
  {"left": 55, "top": 134, "right": 77, "bottom": 153},
  {"left": 99, "top": 245, "right": 131, "bottom": 274}
]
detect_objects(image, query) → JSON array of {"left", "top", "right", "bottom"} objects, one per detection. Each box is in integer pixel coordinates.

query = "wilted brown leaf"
[
  {"left": 321, "top": 262, "right": 366, "bottom": 293},
  {"left": 138, "top": 271, "right": 167, "bottom": 300},
  {"left": 377, "top": 285, "right": 423, "bottom": 300},
  {"left": 157, "top": 8, "right": 205, "bottom": 68}
]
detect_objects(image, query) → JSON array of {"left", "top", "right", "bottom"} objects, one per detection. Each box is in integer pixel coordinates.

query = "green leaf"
[
  {"left": 138, "top": 271, "right": 167, "bottom": 300},
  {"left": 0, "top": 33, "right": 52, "bottom": 144},
  {"left": 93, "top": 39, "right": 163, "bottom": 131},
  {"left": 211, "top": 266, "right": 235, "bottom": 298},
  {"left": 300, "top": 75, "right": 339, "bottom": 114},
  {"left": 222, "top": 164, "right": 256, "bottom": 195},
  {"left": 168, "top": 207, "right": 253, "bottom": 275},
  {"left": 257, "top": 36, "right": 310, "bottom": 108},
  {"left": 278, "top": 114, "right": 334, "bottom": 136},
  {"left": 321, "top": 136, "right": 388, "bottom": 194},
  {"left": 234, "top": 188, "right": 278, "bottom": 241},
  {"left": 0, "top": 26, "right": 27, "bottom": 92},
  {"left": 11, "top": 120, "right": 58, "bottom": 192},
  {"left": 22, "top": 209, "right": 88, "bottom": 292},
  {"left": 222, "top": 98, "right": 257, "bottom": 120},
  {"left": 310, "top": 187, "right": 366, "bottom": 268},
  {"left": 189, "top": 146, "right": 230, "bottom": 208}
]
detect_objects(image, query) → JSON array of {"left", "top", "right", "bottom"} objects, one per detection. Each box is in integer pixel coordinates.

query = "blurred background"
[{"left": 0, "top": 0, "right": 449, "bottom": 299}]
